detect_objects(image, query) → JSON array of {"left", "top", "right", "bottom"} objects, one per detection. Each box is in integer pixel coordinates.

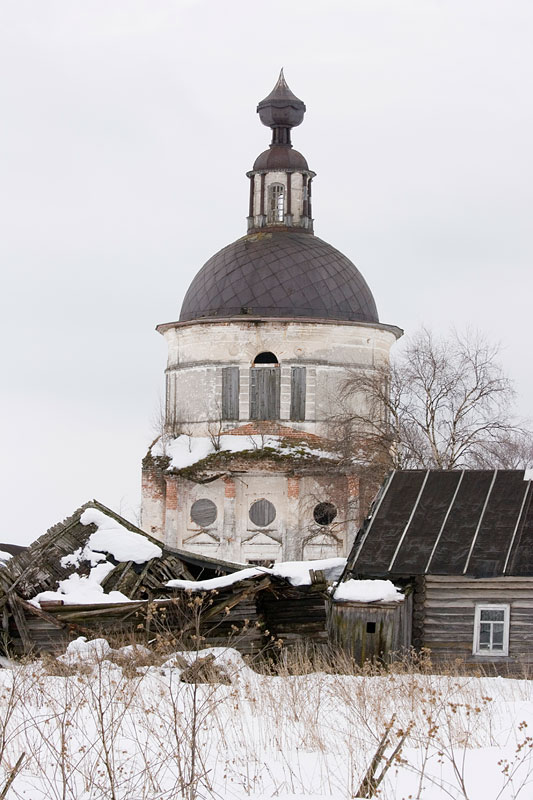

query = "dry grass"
[{"left": 0, "top": 640, "right": 531, "bottom": 799}]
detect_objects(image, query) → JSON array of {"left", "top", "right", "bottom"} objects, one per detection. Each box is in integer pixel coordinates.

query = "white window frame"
[
  {"left": 268, "top": 183, "right": 285, "bottom": 223},
  {"left": 473, "top": 604, "right": 510, "bottom": 657}
]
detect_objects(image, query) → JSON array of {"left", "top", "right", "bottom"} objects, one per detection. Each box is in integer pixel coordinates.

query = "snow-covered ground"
[{"left": 0, "top": 638, "right": 532, "bottom": 799}]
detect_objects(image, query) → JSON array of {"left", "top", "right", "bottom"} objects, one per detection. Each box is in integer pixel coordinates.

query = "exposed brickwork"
[
  {"left": 224, "top": 477, "right": 236, "bottom": 498},
  {"left": 141, "top": 466, "right": 166, "bottom": 504},
  {"left": 223, "top": 420, "right": 332, "bottom": 448},
  {"left": 165, "top": 477, "right": 179, "bottom": 511},
  {"left": 140, "top": 460, "right": 168, "bottom": 537},
  {"left": 287, "top": 476, "right": 300, "bottom": 499}
]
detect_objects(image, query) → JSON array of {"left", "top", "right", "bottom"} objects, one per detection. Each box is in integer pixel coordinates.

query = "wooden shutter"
[
  {"left": 290, "top": 366, "right": 306, "bottom": 421},
  {"left": 250, "top": 367, "right": 280, "bottom": 420},
  {"left": 222, "top": 367, "right": 240, "bottom": 420},
  {"left": 249, "top": 498, "right": 276, "bottom": 526},
  {"left": 190, "top": 499, "right": 218, "bottom": 527}
]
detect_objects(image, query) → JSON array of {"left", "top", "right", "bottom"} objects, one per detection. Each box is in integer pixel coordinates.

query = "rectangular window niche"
[
  {"left": 290, "top": 366, "right": 306, "bottom": 421},
  {"left": 222, "top": 367, "right": 240, "bottom": 420}
]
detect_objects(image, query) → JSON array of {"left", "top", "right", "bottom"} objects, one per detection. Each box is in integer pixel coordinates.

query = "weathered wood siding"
[
  {"left": 222, "top": 367, "right": 240, "bottom": 420},
  {"left": 258, "top": 583, "right": 328, "bottom": 648},
  {"left": 422, "top": 575, "right": 533, "bottom": 665},
  {"left": 290, "top": 366, "right": 306, "bottom": 421},
  {"left": 250, "top": 367, "right": 280, "bottom": 420},
  {"left": 327, "top": 595, "right": 412, "bottom": 665}
]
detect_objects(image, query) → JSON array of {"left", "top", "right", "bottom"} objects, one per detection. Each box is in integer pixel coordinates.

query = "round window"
[
  {"left": 249, "top": 498, "right": 276, "bottom": 527},
  {"left": 190, "top": 499, "right": 217, "bottom": 527},
  {"left": 313, "top": 502, "right": 337, "bottom": 526}
]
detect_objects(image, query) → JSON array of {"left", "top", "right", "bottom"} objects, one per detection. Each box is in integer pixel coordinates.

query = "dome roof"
[
  {"left": 253, "top": 147, "right": 308, "bottom": 171},
  {"left": 179, "top": 231, "right": 379, "bottom": 324}
]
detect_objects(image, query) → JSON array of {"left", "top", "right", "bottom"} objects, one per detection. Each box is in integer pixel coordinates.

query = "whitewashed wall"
[{"left": 160, "top": 318, "right": 400, "bottom": 437}]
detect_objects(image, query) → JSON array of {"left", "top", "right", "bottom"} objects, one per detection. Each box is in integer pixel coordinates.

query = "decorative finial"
[{"left": 257, "top": 70, "right": 306, "bottom": 145}]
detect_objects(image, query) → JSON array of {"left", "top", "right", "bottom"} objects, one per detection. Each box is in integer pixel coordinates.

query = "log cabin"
[{"left": 332, "top": 469, "right": 533, "bottom": 670}]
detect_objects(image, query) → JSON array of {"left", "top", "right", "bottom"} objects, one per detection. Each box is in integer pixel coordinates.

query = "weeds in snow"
[{"left": 0, "top": 641, "right": 531, "bottom": 798}]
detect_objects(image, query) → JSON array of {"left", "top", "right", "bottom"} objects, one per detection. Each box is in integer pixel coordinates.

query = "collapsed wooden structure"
[{"left": 0, "top": 500, "right": 331, "bottom": 657}]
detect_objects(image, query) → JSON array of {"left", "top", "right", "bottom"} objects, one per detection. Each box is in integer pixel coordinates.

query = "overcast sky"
[{"left": 1, "top": 0, "right": 532, "bottom": 544}]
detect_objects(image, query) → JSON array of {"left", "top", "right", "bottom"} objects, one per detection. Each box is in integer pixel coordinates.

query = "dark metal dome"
[
  {"left": 179, "top": 231, "right": 379, "bottom": 323},
  {"left": 253, "top": 147, "right": 308, "bottom": 171}
]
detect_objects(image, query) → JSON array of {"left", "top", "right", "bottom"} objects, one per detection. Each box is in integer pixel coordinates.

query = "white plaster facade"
[
  {"left": 143, "top": 465, "right": 362, "bottom": 565},
  {"left": 141, "top": 315, "right": 400, "bottom": 565},
  {"left": 159, "top": 317, "right": 399, "bottom": 437}
]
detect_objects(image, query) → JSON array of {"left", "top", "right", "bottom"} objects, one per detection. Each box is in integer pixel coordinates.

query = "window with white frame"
[
  {"left": 268, "top": 183, "right": 285, "bottom": 223},
  {"left": 473, "top": 604, "right": 510, "bottom": 656}
]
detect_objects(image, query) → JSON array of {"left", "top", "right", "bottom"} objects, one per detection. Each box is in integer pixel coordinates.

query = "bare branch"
[{"left": 335, "top": 327, "right": 531, "bottom": 470}]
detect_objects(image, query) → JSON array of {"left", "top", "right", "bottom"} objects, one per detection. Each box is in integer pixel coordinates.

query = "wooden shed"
[
  {"left": 336, "top": 469, "right": 533, "bottom": 670},
  {"left": 327, "top": 595, "right": 412, "bottom": 664}
]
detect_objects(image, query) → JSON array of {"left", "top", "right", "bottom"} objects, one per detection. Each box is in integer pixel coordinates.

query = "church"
[{"left": 141, "top": 72, "right": 401, "bottom": 565}]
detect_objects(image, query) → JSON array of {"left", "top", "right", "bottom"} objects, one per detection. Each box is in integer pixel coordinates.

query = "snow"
[
  {"left": 59, "top": 636, "right": 113, "bottom": 663},
  {"left": 167, "top": 557, "right": 346, "bottom": 591},
  {"left": 31, "top": 508, "right": 162, "bottom": 607},
  {"left": 153, "top": 433, "right": 339, "bottom": 470},
  {"left": 272, "top": 556, "right": 346, "bottom": 585},
  {"left": 1, "top": 641, "right": 533, "bottom": 799},
  {"left": 32, "top": 575, "right": 131, "bottom": 607},
  {"left": 333, "top": 578, "right": 404, "bottom": 603},
  {"left": 524, "top": 468, "right": 533, "bottom": 481},
  {"left": 80, "top": 508, "right": 162, "bottom": 563},
  {"left": 0, "top": 550, "right": 12, "bottom": 562}
]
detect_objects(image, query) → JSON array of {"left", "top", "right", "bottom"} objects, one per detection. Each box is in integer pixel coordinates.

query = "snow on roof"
[
  {"left": 30, "top": 509, "right": 162, "bottom": 607},
  {"left": 0, "top": 550, "right": 12, "bottom": 563},
  {"left": 80, "top": 508, "right": 162, "bottom": 564},
  {"left": 332, "top": 579, "right": 404, "bottom": 603},
  {"left": 167, "top": 557, "right": 346, "bottom": 591},
  {"left": 152, "top": 434, "right": 339, "bottom": 470}
]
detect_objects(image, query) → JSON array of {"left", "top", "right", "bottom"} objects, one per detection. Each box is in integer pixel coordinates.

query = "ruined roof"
[
  {"left": 0, "top": 499, "right": 244, "bottom": 601},
  {"left": 346, "top": 470, "right": 533, "bottom": 578}
]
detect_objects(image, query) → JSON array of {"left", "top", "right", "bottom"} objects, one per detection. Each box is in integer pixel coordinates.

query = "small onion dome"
[
  {"left": 252, "top": 147, "right": 309, "bottom": 171},
  {"left": 257, "top": 69, "right": 306, "bottom": 130}
]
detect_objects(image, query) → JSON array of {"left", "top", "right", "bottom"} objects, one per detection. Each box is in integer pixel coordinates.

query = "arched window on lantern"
[{"left": 267, "top": 183, "right": 285, "bottom": 223}]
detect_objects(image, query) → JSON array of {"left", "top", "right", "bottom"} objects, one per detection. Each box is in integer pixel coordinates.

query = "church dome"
[
  {"left": 179, "top": 231, "right": 379, "bottom": 323},
  {"left": 253, "top": 147, "right": 308, "bottom": 171}
]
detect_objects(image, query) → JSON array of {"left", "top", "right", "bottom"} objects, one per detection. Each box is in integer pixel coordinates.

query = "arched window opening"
[
  {"left": 250, "top": 353, "right": 280, "bottom": 419},
  {"left": 268, "top": 183, "right": 285, "bottom": 223},
  {"left": 253, "top": 351, "right": 279, "bottom": 366}
]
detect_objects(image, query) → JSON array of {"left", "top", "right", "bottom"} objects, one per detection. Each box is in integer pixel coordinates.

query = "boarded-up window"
[
  {"left": 249, "top": 499, "right": 276, "bottom": 527},
  {"left": 290, "top": 366, "right": 306, "bottom": 421},
  {"left": 222, "top": 367, "right": 240, "bottom": 420},
  {"left": 250, "top": 367, "right": 280, "bottom": 420},
  {"left": 190, "top": 499, "right": 217, "bottom": 527}
]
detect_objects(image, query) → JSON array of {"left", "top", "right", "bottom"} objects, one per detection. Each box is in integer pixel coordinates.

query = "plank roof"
[{"left": 347, "top": 470, "right": 533, "bottom": 578}]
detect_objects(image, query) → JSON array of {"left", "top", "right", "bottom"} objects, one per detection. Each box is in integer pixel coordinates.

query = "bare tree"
[{"left": 337, "top": 327, "right": 531, "bottom": 470}]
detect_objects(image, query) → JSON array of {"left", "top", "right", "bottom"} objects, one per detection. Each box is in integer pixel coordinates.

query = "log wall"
[{"left": 422, "top": 575, "right": 533, "bottom": 667}]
